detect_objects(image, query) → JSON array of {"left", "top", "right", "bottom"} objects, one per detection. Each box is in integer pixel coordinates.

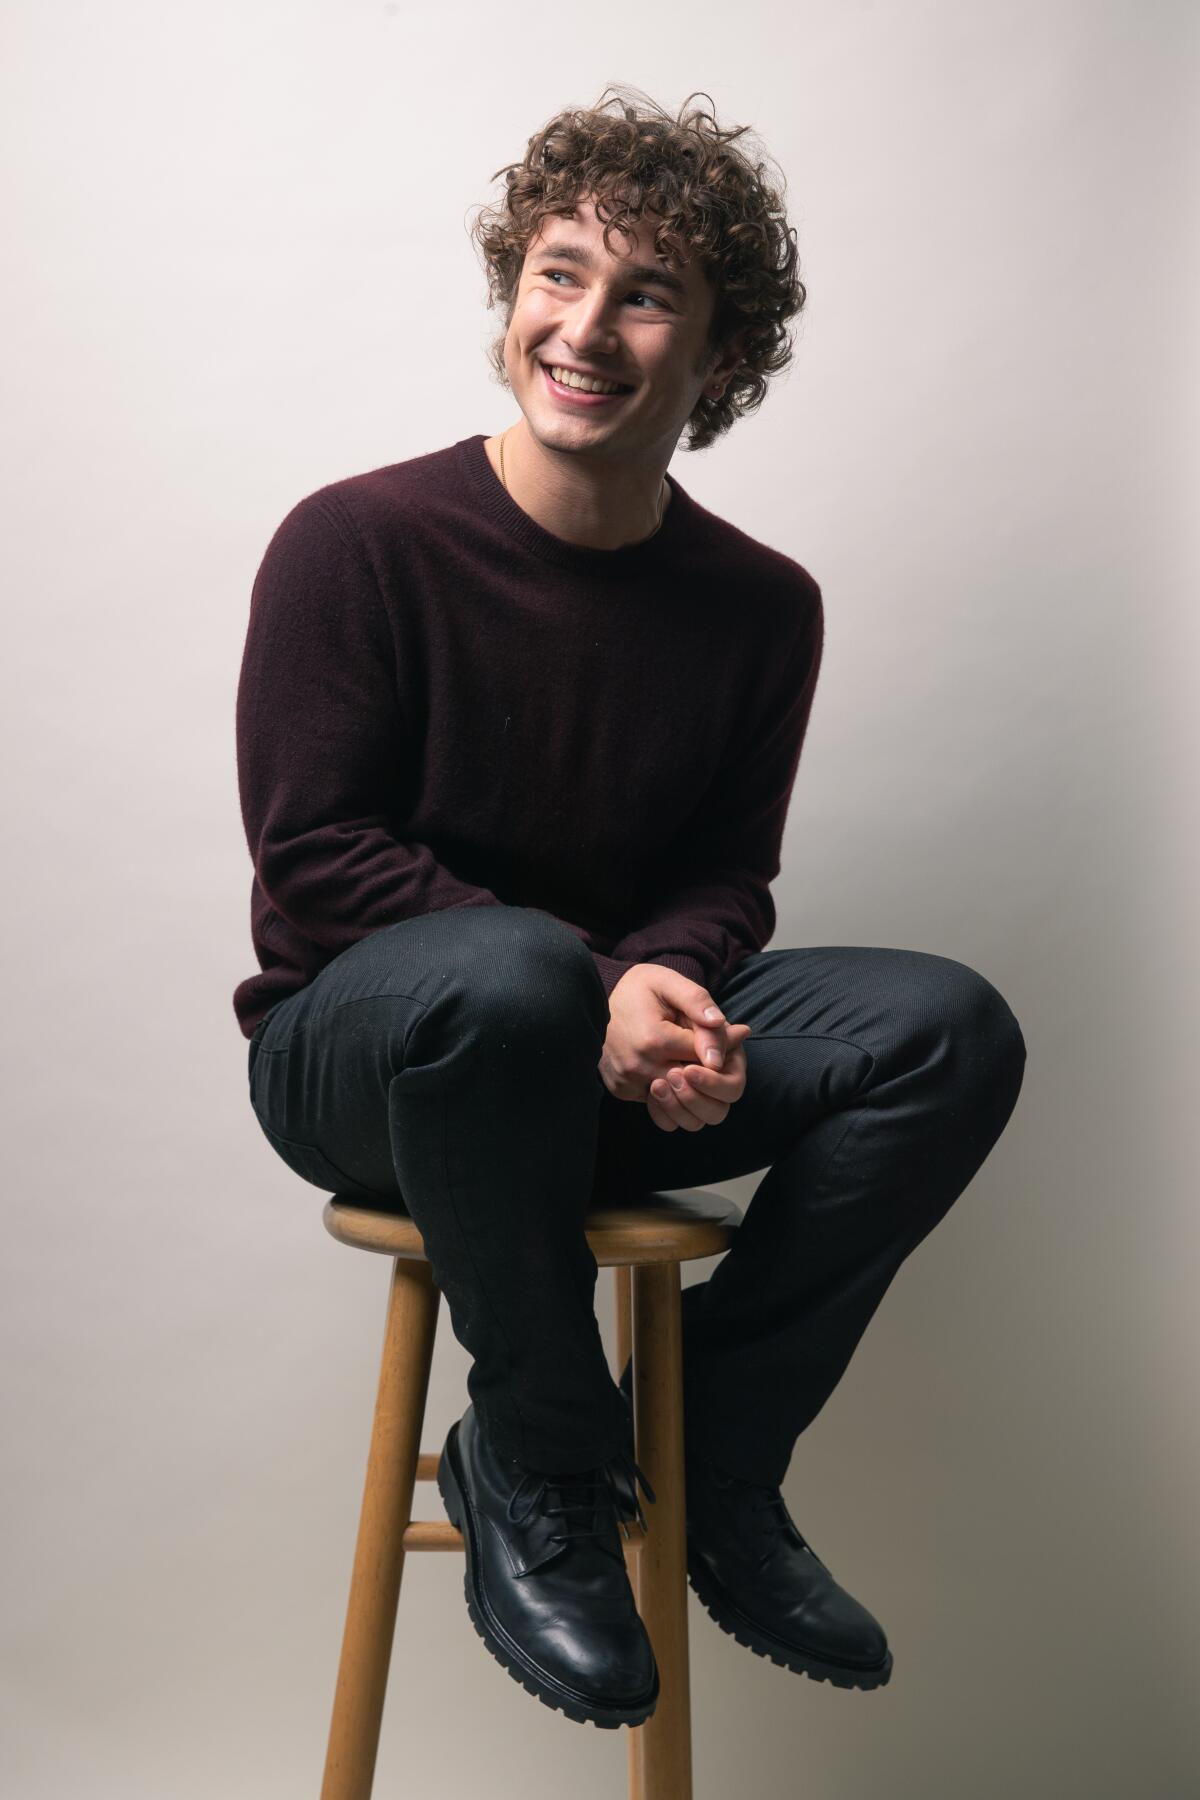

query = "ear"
[{"left": 704, "top": 335, "right": 745, "bottom": 401}]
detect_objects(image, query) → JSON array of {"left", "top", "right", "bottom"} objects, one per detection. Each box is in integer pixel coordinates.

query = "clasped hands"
[{"left": 599, "top": 962, "right": 752, "bottom": 1134}]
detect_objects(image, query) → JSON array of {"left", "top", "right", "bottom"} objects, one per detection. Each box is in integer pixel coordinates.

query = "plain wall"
[{"left": 2, "top": 2, "right": 1196, "bottom": 1795}]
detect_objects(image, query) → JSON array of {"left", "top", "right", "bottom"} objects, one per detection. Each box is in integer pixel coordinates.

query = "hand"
[
  {"left": 645, "top": 1026, "right": 751, "bottom": 1132},
  {"left": 600, "top": 963, "right": 752, "bottom": 1133}
]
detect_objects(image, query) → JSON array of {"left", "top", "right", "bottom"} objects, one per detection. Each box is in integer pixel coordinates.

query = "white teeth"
[{"left": 549, "top": 365, "right": 625, "bottom": 395}]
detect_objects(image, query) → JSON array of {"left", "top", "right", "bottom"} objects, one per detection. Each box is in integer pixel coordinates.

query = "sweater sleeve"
[
  {"left": 236, "top": 492, "right": 504, "bottom": 953},
  {"left": 589, "top": 951, "right": 642, "bottom": 1000},
  {"left": 603, "top": 585, "right": 824, "bottom": 1000}
]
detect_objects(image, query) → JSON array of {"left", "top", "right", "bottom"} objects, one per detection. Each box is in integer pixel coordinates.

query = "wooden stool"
[{"left": 318, "top": 1186, "right": 742, "bottom": 1800}]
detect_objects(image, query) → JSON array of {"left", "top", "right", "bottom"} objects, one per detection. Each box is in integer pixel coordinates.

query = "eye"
[{"left": 543, "top": 270, "right": 663, "bottom": 309}]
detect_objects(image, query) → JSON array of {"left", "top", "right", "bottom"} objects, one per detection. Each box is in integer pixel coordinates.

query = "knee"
[
  {"left": 933, "top": 958, "right": 1027, "bottom": 1107},
  {"left": 447, "top": 906, "right": 608, "bottom": 1031}
]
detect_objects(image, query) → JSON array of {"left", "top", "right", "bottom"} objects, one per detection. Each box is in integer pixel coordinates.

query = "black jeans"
[{"left": 247, "top": 906, "right": 1026, "bottom": 1487}]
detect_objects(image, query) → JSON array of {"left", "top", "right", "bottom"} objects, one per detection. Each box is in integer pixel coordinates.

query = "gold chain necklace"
[{"left": 497, "top": 428, "right": 667, "bottom": 541}]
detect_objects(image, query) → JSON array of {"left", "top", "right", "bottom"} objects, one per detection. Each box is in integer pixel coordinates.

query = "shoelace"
[
  {"left": 709, "top": 1467, "right": 812, "bottom": 1571},
  {"left": 507, "top": 1447, "right": 657, "bottom": 1554}
]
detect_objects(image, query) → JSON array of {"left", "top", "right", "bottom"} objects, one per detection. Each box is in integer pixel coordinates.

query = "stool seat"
[{"left": 323, "top": 1185, "right": 742, "bottom": 1266}]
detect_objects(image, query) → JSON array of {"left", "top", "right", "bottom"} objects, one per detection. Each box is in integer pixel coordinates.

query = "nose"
[{"left": 560, "top": 287, "right": 621, "bottom": 359}]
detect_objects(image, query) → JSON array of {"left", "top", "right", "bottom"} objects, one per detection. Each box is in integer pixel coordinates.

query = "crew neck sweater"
[{"left": 233, "top": 432, "right": 824, "bottom": 1040}]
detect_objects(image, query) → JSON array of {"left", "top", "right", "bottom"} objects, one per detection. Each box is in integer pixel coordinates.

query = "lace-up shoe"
[
  {"left": 437, "top": 1402, "right": 660, "bottom": 1727},
  {"left": 618, "top": 1355, "right": 892, "bottom": 1690}
]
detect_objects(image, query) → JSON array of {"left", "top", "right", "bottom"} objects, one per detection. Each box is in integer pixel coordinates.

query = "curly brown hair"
[{"left": 467, "top": 84, "right": 807, "bottom": 453}]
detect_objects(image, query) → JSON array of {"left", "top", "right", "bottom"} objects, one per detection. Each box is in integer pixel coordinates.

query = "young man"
[{"left": 236, "top": 90, "right": 1026, "bottom": 1729}]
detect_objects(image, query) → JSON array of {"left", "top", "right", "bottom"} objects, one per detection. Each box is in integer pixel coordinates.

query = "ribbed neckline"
[{"left": 458, "top": 432, "right": 690, "bottom": 574}]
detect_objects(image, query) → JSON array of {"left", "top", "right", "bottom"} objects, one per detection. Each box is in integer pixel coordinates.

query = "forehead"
[{"left": 523, "top": 200, "right": 702, "bottom": 299}]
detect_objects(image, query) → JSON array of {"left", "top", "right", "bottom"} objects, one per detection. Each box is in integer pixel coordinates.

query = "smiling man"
[{"left": 236, "top": 86, "right": 1026, "bottom": 1737}]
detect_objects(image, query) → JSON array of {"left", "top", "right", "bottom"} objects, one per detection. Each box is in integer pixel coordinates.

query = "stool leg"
[
  {"left": 321, "top": 1257, "right": 439, "bottom": 1800},
  {"left": 627, "top": 1261, "right": 692, "bottom": 1800},
  {"left": 614, "top": 1263, "right": 633, "bottom": 1380},
  {"left": 614, "top": 1265, "right": 638, "bottom": 1606}
]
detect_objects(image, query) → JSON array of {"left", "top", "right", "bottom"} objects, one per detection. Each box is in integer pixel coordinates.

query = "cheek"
[{"left": 511, "top": 293, "right": 554, "bottom": 338}]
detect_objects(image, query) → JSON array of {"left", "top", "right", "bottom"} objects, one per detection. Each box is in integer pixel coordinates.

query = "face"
[{"left": 501, "top": 196, "right": 742, "bottom": 463}]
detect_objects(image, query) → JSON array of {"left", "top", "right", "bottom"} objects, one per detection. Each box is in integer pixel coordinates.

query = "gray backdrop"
[{"left": 2, "top": 2, "right": 1196, "bottom": 1795}]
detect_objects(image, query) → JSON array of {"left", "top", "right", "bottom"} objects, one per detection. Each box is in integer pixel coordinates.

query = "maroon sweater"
[{"left": 233, "top": 433, "right": 824, "bottom": 1039}]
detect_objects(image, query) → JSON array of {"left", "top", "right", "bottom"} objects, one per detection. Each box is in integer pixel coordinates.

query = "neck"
[{"left": 490, "top": 421, "right": 670, "bottom": 550}]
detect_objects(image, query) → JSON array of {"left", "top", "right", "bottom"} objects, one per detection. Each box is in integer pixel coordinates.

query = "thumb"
[
  {"left": 644, "top": 965, "right": 725, "bottom": 1027},
  {"left": 650, "top": 970, "right": 729, "bottom": 1064}
]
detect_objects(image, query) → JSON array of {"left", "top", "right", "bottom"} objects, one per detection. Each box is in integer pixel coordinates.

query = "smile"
[{"left": 541, "top": 365, "right": 633, "bottom": 407}]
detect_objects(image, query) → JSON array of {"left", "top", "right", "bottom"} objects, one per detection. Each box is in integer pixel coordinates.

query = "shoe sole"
[
  {"left": 436, "top": 1421, "right": 660, "bottom": 1729},
  {"left": 687, "top": 1552, "right": 894, "bottom": 1690}
]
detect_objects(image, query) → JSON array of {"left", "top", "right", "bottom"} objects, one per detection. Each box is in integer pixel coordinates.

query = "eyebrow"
[{"left": 531, "top": 240, "right": 689, "bottom": 298}]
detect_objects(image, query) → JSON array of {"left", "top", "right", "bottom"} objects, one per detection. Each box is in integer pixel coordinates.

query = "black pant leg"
[
  {"left": 591, "top": 945, "right": 1028, "bottom": 1487},
  {"left": 248, "top": 905, "right": 630, "bottom": 1473}
]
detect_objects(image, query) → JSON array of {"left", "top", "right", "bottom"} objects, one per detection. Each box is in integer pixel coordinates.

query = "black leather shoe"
[
  {"left": 618, "top": 1355, "right": 892, "bottom": 1690},
  {"left": 437, "top": 1402, "right": 660, "bottom": 1728}
]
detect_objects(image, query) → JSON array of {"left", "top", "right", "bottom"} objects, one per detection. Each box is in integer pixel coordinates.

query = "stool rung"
[{"left": 403, "top": 1519, "right": 464, "bottom": 1551}]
